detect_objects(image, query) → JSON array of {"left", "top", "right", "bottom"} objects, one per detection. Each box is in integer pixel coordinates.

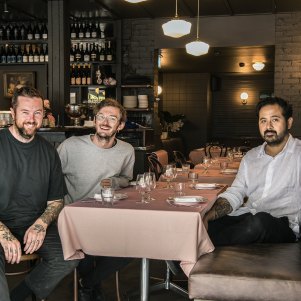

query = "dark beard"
[
  {"left": 264, "top": 129, "right": 289, "bottom": 146},
  {"left": 16, "top": 123, "right": 36, "bottom": 140}
]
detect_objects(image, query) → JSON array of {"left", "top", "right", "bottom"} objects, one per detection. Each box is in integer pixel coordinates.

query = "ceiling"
[{"left": 1, "top": 0, "right": 301, "bottom": 21}]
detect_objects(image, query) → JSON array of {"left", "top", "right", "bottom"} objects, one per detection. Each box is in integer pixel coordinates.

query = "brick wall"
[{"left": 275, "top": 12, "right": 301, "bottom": 136}]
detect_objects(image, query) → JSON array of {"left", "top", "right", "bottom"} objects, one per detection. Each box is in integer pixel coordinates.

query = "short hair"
[
  {"left": 11, "top": 86, "right": 44, "bottom": 110},
  {"left": 255, "top": 97, "right": 293, "bottom": 121},
  {"left": 93, "top": 98, "right": 127, "bottom": 123}
]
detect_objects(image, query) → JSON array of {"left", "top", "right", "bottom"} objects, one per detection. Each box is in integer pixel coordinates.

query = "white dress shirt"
[{"left": 219, "top": 134, "right": 301, "bottom": 236}]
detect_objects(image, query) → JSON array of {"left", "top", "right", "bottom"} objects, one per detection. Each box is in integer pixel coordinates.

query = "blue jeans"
[
  {"left": 208, "top": 212, "right": 297, "bottom": 246},
  {"left": 0, "top": 223, "right": 79, "bottom": 300}
]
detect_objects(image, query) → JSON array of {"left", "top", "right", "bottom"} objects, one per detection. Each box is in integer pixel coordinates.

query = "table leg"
[{"left": 140, "top": 258, "right": 149, "bottom": 301}]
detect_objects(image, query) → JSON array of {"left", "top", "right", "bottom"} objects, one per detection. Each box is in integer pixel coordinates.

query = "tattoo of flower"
[
  {"left": 40, "top": 201, "right": 64, "bottom": 225},
  {"left": 213, "top": 198, "right": 232, "bottom": 220},
  {"left": 33, "top": 224, "right": 46, "bottom": 233}
]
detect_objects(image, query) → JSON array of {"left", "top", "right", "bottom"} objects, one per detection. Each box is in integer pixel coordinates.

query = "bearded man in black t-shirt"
[{"left": 0, "top": 87, "right": 78, "bottom": 301}]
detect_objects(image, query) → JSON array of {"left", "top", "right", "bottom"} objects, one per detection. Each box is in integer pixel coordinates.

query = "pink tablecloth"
[{"left": 58, "top": 185, "right": 225, "bottom": 276}]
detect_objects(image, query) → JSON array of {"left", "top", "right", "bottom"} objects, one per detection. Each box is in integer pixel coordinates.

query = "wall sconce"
[
  {"left": 240, "top": 92, "right": 248, "bottom": 105},
  {"left": 157, "top": 85, "right": 162, "bottom": 95},
  {"left": 252, "top": 62, "right": 265, "bottom": 71}
]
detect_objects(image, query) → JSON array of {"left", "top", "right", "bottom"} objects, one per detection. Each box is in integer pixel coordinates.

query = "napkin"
[{"left": 174, "top": 196, "right": 201, "bottom": 203}]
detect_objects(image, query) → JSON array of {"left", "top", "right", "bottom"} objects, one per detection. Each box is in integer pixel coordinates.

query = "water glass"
[
  {"left": 188, "top": 172, "right": 198, "bottom": 183},
  {"left": 164, "top": 164, "right": 177, "bottom": 188},
  {"left": 220, "top": 161, "right": 228, "bottom": 172},
  {"left": 136, "top": 174, "right": 150, "bottom": 204},
  {"left": 181, "top": 163, "right": 190, "bottom": 176},
  {"left": 202, "top": 156, "right": 211, "bottom": 174},
  {"left": 101, "top": 187, "right": 115, "bottom": 206},
  {"left": 175, "top": 182, "right": 185, "bottom": 196}
]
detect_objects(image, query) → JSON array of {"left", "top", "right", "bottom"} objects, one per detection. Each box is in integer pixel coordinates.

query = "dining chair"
[
  {"left": 172, "top": 150, "right": 194, "bottom": 169},
  {"left": 147, "top": 154, "right": 164, "bottom": 181}
]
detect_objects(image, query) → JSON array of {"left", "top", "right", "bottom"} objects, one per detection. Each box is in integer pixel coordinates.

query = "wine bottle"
[
  {"left": 10, "top": 45, "right": 17, "bottom": 63},
  {"left": 85, "top": 22, "right": 91, "bottom": 39},
  {"left": 75, "top": 64, "right": 82, "bottom": 85},
  {"left": 33, "top": 45, "right": 40, "bottom": 62},
  {"left": 28, "top": 44, "right": 34, "bottom": 62},
  {"left": 75, "top": 43, "right": 81, "bottom": 61},
  {"left": 78, "top": 23, "right": 84, "bottom": 39},
  {"left": 5, "top": 25, "right": 11, "bottom": 40},
  {"left": 39, "top": 44, "right": 45, "bottom": 62},
  {"left": 17, "top": 46, "right": 23, "bottom": 63},
  {"left": 99, "top": 42, "right": 105, "bottom": 62},
  {"left": 34, "top": 24, "right": 41, "bottom": 40},
  {"left": 22, "top": 45, "right": 29, "bottom": 63},
  {"left": 106, "top": 41, "right": 113, "bottom": 62},
  {"left": 13, "top": 24, "right": 20, "bottom": 40},
  {"left": 95, "top": 65, "right": 102, "bottom": 85},
  {"left": 70, "top": 44, "right": 75, "bottom": 62},
  {"left": 86, "top": 63, "right": 91, "bottom": 85},
  {"left": 70, "top": 64, "right": 76, "bottom": 85},
  {"left": 83, "top": 43, "right": 90, "bottom": 62},
  {"left": 6, "top": 45, "right": 12, "bottom": 63},
  {"left": 27, "top": 24, "right": 33, "bottom": 40},
  {"left": 42, "top": 24, "right": 48, "bottom": 40},
  {"left": 44, "top": 44, "right": 48, "bottom": 62},
  {"left": 0, "top": 45, "right": 7, "bottom": 63},
  {"left": 70, "top": 23, "right": 77, "bottom": 39},
  {"left": 90, "top": 43, "right": 97, "bottom": 61},
  {"left": 20, "top": 24, "right": 27, "bottom": 40},
  {"left": 0, "top": 24, "right": 5, "bottom": 40},
  {"left": 91, "top": 22, "right": 97, "bottom": 38},
  {"left": 81, "top": 63, "right": 87, "bottom": 85}
]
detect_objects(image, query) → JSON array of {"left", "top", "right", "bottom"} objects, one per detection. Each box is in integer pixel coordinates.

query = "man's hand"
[
  {"left": 23, "top": 221, "right": 47, "bottom": 254},
  {"left": 0, "top": 223, "right": 22, "bottom": 264}
]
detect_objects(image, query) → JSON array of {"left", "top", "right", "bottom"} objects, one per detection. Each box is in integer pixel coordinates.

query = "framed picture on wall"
[{"left": 3, "top": 72, "right": 35, "bottom": 98}]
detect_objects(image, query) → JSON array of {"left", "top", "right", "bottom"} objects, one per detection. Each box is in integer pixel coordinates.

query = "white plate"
[
  {"left": 173, "top": 196, "right": 206, "bottom": 203},
  {"left": 193, "top": 183, "right": 218, "bottom": 190},
  {"left": 114, "top": 193, "right": 128, "bottom": 200},
  {"left": 221, "top": 169, "right": 238, "bottom": 175}
]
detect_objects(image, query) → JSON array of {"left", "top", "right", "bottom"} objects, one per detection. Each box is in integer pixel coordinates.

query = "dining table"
[{"left": 57, "top": 182, "right": 227, "bottom": 301}]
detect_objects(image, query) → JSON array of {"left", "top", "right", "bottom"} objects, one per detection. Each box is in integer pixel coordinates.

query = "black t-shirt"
[{"left": 0, "top": 128, "right": 66, "bottom": 229}]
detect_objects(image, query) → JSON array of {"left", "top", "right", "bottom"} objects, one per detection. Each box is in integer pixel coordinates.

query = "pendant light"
[
  {"left": 185, "top": 0, "right": 209, "bottom": 56},
  {"left": 162, "top": 0, "right": 192, "bottom": 38},
  {"left": 124, "top": 0, "right": 147, "bottom": 3}
]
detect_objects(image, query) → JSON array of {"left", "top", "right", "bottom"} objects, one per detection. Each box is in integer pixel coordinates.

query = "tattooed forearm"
[
  {"left": 0, "top": 222, "right": 15, "bottom": 241},
  {"left": 33, "top": 224, "right": 46, "bottom": 233},
  {"left": 40, "top": 201, "right": 64, "bottom": 225},
  {"left": 212, "top": 198, "right": 233, "bottom": 220}
]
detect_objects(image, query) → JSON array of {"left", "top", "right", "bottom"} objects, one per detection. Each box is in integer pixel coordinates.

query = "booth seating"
[{"left": 189, "top": 242, "right": 301, "bottom": 301}]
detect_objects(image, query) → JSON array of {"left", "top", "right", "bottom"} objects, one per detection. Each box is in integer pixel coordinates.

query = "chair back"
[{"left": 147, "top": 155, "right": 164, "bottom": 181}]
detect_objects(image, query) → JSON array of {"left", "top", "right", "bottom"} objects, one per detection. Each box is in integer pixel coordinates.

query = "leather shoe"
[{"left": 78, "top": 287, "right": 94, "bottom": 301}]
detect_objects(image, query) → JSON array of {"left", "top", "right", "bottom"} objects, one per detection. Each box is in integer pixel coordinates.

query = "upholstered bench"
[{"left": 188, "top": 243, "right": 301, "bottom": 301}]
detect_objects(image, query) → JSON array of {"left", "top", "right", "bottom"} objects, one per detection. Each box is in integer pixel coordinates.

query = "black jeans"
[
  {"left": 0, "top": 223, "right": 79, "bottom": 300},
  {"left": 78, "top": 255, "right": 132, "bottom": 288},
  {"left": 208, "top": 212, "right": 296, "bottom": 246}
]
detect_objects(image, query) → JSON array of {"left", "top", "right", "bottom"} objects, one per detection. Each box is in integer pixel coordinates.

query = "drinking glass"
[
  {"left": 164, "top": 164, "right": 177, "bottom": 188},
  {"left": 101, "top": 187, "right": 115, "bottom": 206},
  {"left": 144, "top": 172, "right": 156, "bottom": 201},
  {"left": 226, "top": 149, "right": 234, "bottom": 162},
  {"left": 220, "top": 161, "right": 228, "bottom": 172},
  {"left": 175, "top": 182, "right": 185, "bottom": 196},
  {"left": 202, "top": 156, "right": 211, "bottom": 174},
  {"left": 181, "top": 163, "right": 190, "bottom": 177},
  {"left": 188, "top": 172, "right": 198, "bottom": 183},
  {"left": 136, "top": 174, "right": 150, "bottom": 204}
]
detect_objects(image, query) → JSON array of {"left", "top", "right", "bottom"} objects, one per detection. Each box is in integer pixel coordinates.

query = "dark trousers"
[
  {"left": 0, "top": 223, "right": 79, "bottom": 300},
  {"left": 78, "top": 255, "right": 132, "bottom": 289},
  {"left": 208, "top": 212, "right": 296, "bottom": 246}
]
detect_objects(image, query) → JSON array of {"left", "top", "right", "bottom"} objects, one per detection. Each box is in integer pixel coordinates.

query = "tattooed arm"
[
  {"left": 23, "top": 200, "right": 64, "bottom": 254},
  {"left": 0, "top": 221, "right": 22, "bottom": 264},
  {"left": 203, "top": 197, "right": 233, "bottom": 230}
]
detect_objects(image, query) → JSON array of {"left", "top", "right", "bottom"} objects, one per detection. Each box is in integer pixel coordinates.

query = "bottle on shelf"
[
  {"left": 81, "top": 63, "right": 87, "bottom": 85},
  {"left": 33, "top": 45, "right": 40, "bottom": 62},
  {"left": 91, "top": 22, "right": 97, "bottom": 38},
  {"left": 16, "top": 45, "right": 23, "bottom": 63},
  {"left": 86, "top": 63, "right": 92, "bottom": 85},
  {"left": 106, "top": 41, "right": 113, "bottom": 62},
  {"left": 99, "top": 42, "right": 105, "bottom": 62},
  {"left": 75, "top": 64, "right": 82, "bottom": 85},
  {"left": 44, "top": 44, "right": 48, "bottom": 62},
  {"left": 22, "top": 45, "right": 29, "bottom": 63},
  {"left": 0, "top": 45, "right": 7, "bottom": 63},
  {"left": 12, "top": 24, "right": 20, "bottom": 40},
  {"left": 10, "top": 45, "right": 17, "bottom": 63},
  {"left": 0, "top": 24, "right": 5, "bottom": 40},
  {"left": 27, "top": 24, "right": 33, "bottom": 40},
  {"left": 5, "top": 24, "right": 11, "bottom": 40},
  {"left": 85, "top": 22, "right": 91, "bottom": 39},
  {"left": 78, "top": 23, "right": 84, "bottom": 39},
  {"left": 28, "top": 44, "right": 34, "bottom": 63},
  {"left": 20, "top": 24, "right": 27, "bottom": 40},
  {"left": 70, "top": 64, "right": 76, "bottom": 85},
  {"left": 95, "top": 65, "right": 103, "bottom": 85},
  {"left": 34, "top": 24, "right": 41, "bottom": 40},
  {"left": 70, "top": 44, "right": 75, "bottom": 62},
  {"left": 41, "top": 24, "right": 48, "bottom": 40},
  {"left": 75, "top": 43, "right": 82, "bottom": 61},
  {"left": 83, "top": 43, "right": 90, "bottom": 62},
  {"left": 39, "top": 44, "right": 45, "bottom": 62},
  {"left": 90, "top": 43, "right": 97, "bottom": 61}
]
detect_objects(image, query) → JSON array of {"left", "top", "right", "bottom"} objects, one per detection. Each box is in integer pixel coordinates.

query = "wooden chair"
[
  {"left": 172, "top": 150, "right": 194, "bottom": 169},
  {"left": 147, "top": 154, "right": 164, "bottom": 181}
]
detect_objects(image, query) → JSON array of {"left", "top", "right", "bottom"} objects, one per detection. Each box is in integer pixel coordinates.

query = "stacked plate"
[
  {"left": 138, "top": 95, "right": 148, "bottom": 108},
  {"left": 123, "top": 95, "right": 137, "bottom": 108}
]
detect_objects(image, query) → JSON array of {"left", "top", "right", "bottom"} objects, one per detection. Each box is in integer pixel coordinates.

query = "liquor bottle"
[
  {"left": 10, "top": 46, "right": 17, "bottom": 63},
  {"left": 70, "top": 23, "right": 77, "bottom": 39},
  {"left": 75, "top": 64, "right": 82, "bottom": 85},
  {"left": 20, "top": 24, "right": 27, "bottom": 40},
  {"left": 99, "top": 42, "right": 105, "bottom": 62},
  {"left": 81, "top": 63, "right": 87, "bottom": 85},
  {"left": 0, "top": 24, "right": 5, "bottom": 40},
  {"left": 0, "top": 45, "right": 7, "bottom": 63},
  {"left": 85, "top": 22, "right": 91, "bottom": 39},
  {"left": 16, "top": 46, "right": 23, "bottom": 63},
  {"left": 27, "top": 24, "right": 33, "bottom": 40},
  {"left": 41, "top": 24, "right": 48, "bottom": 40},
  {"left": 95, "top": 65, "right": 102, "bottom": 85},
  {"left": 105, "top": 41, "right": 113, "bottom": 62},
  {"left": 91, "top": 22, "right": 97, "bottom": 38},
  {"left": 39, "top": 44, "right": 45, "bottom": 62},
  {"left": 78, "top": 23, "right": 84, "bottom": 39},
  {"left": 70, "top": 64, "right": 76, "bottom": 85},
  {"left": 34, "top": 24, "right": 41, "bottom": 40},
  {"left": 75, "top": 43, "right": 81, "bottom": 61},
  {"left": 13, "top": 24, "right": 20, "bottom": 40},
  {"left": 22, "top": 45, "right": 29, "bottom": 63},
  {"left": 90, "top": 43, "right": 97, "bottom": 61},
  {"left": 28, "top": 44, "right": 34, "bottom": 62},
  {"left": 44, "top": 44, "right": 48, "bottom": 62},
  {"left": 83, "top": 43, "right": 90, "bottom": 62},
  {"left": 86, "top": 63, "right": 91, "bottom": 85},
  {"left": 70, "top": 44, "right": 75, "bottom": 62},
  {"left": 5, "top": 25, "right": 11, "bottom": 40},
  {"left": 33, "top": 45, "right": 40, "bottom": 62}
]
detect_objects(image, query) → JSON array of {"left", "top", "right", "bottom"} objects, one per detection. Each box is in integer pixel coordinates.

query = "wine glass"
[
  {"left": 164, "top": 164, "right": 177, "bottom": 188},
  {"left": 202, "top": 156, "right": 211, "bottom": 174},
  {"left": 136, "top": 174, "right": 150, "bottom": 204},
  {"left": 144, "top": 172, "right": 156, "bottom": 200}
]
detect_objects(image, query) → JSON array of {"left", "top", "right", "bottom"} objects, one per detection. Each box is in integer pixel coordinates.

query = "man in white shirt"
[{"left": 204, "top": 97, "right": 300, "bottom": 245}]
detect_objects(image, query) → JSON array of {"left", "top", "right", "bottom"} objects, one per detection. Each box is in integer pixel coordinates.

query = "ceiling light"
[
  {"left": 124, "top": 0, "right": 147, "bottom": 3},
  {"left": 185, "top": 0, "right": 209, "bottom": 56},
  {"left": 3, "top": 0, "right": 9, "bottom": 13},
  {"left": 162, "top": 0, "right": 192, "bottom": 38},
  {"left": 252, "top": 62, "right": 265, "bottom": 71}
]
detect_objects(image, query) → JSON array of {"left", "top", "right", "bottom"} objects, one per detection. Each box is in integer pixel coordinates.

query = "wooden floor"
[{"left": 7, "top": 258, "right": 191, "bottom": 300}]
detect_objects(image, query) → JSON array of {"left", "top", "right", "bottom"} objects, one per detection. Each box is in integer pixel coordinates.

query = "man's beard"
[
  {"left": 95, "top": 129, "right": 117, "bottom": 142},
  {"left": 263, "top": 128, "right": 289, "bottom": 146},
  {"left": 16, "top": 122, "right": 37, "bottom": 140}
]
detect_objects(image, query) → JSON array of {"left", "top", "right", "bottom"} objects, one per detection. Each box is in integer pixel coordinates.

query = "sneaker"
[{"left": 78, "top": 287, "right": 94, "bottom": 301}]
